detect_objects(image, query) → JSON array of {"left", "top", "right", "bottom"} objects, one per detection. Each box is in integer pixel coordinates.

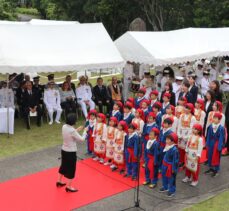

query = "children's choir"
[{"left": 82, "top": 86, "right": 226, "bottom": 198}]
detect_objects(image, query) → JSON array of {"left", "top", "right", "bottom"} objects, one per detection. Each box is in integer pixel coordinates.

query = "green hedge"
[{"left": 16, "top": 7, "right": 40, "bottom": 16}]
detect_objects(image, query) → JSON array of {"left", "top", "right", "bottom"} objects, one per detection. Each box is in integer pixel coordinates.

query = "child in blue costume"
[
  {"left": 123, "top": 102, "right": 135, "bottom": 125},
  {"left": 142, "top": 112, "right": 158, "bottom": 164},
  {"left": 140, "top": 99, "right": 150, "bottom": 122},
  {"left": 134, "top": 87, "right": 146, "bottom": 109},
  {"left": 143, "top": 127, "right": 160, "bottom": 188},
  {"left": 111, "top": 101, "right": 123, "bottom": 121},
  {"left": 148, "top": 90, "right": 159, "bottom": 112},
  {"left": 161, "top": 92, "right": 171, "bottom": 115},
  {"left": 158, "top": 117, "right": 173, "bottom": 169},
  {"left": 152, "top": 102, "right": 162, "bottom": 128},
  {"left": 124, "top": 123, "right": 141, "bottom": 180},
  {"left": 160, "top": 132, "right": 179, "bottom": 197},
  {"left": 83, "top": 109, "right": 97, "bottom": 155},
  {"left": 205, "top": 112, "right": 225, "bottom": 177}
]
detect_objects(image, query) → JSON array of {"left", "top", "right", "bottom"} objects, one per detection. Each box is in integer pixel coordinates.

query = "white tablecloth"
[{"left": 0, "top": 108, "right": 15, "bottom": 134}]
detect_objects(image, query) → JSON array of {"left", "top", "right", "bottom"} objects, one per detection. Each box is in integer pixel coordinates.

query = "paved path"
[{"left": 0, "top": 145, "right": 229, "bottom": 211}]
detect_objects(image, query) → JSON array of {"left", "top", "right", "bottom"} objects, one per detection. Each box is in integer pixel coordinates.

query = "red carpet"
[{"left": 0, "top": 159, "right": 145, "bottom": 211}]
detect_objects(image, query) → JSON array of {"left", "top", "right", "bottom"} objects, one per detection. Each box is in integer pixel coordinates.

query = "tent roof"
[
  {"left": 29, "top": 19, "right": 80, "bottom": 25},
  {"left": 115, "top": 27, "right": 229, "bottom": 66},
  {"left": 0, "top": 22, "right": 124, "bottom": 74}
]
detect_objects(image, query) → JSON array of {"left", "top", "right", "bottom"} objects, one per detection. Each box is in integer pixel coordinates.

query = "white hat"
[
  {"left": 224, "top": 60, "right": 229, "bottom": 63},
  {"left": 175, "top": 76, "right": 184, "bottom": 81}
]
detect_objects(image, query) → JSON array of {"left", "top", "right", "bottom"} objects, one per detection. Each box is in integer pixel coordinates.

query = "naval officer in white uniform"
[
  {"left": 76, "top": 76, "right": 95, "bottom": 118},
  {"left": 44, "top": 81, "right": 62, "bottom": 125}
]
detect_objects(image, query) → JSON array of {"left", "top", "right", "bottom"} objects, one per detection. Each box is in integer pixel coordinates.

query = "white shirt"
[
  {"left": 76, "top": 84, "right": 92, "bottom": 101},
  {"left": 62, "top": 124, "right": 84, "bottom": 152}
]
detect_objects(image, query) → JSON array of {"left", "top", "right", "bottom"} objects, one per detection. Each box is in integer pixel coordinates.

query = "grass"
[
  {"left": 0, "top": 116, "right": 84, "bottom": 160},
  {"left": 184, "top": 190, "right": 229, "bottom": 211}
]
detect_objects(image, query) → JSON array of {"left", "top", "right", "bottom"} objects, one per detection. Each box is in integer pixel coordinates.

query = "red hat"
[
  {"left": 167, "top": 105, "right": 175, "bottom": 115},
  {"left": 167, "top": 132, "right": 178, "bottom": 144},
  {"left": 146, "top": 112, "right": 156, "bottom": 122},
  {"left": 138, "top": 87, "right": 146, "bottom": 94},
  {"left": 140, "top": 99, "right": 150, "bottom": 108},
  {"left": 196, "top": 99, "right": 205, "bottom": 110},
  {"left": 130, "top": 122, "right": 138, "bottom": 130},
  {"left": 115, "top": 101, "right": 123, "bottom": 109},
  {"left": 87, "top": 109, "right": 97, "bottom": 119},
  {"left": 153, "top": 102, "right": 162, "bottom": 109},
  {"left": 163, "top": 92, "right": 171, "bottom": 99},
  {"left": 127, "top": 97, "right": 135, "bottom": 105},
  {"left": 150, "top": 127, "right": 160, "bottom": 136},
  {"left": 97, "top": 113, "right": 106, "bottom": 123},
  {"left": 136, "top": 108, "right": 145, "bottom": 121},
  {"left": 150, "top": 90, "right": 159, "bottom": 97},
  {"left": 109, "top": 116, "right": 118, "bottom": 126},
  {"left": 185, "top": 103, "right": 194, "bottom": 114},
  {"left": 163, "top": 117, "right": 174, "bottom": 125},
  {"left": 118, "top": 120, "right": 128, "bottom": 133},
  {"left": 179, "top": 96, "right": 187, "bottom": 103},
  {"left": 124, "top": 102, "right": 133, "bottom": 109},
  {"left": 193, "top": 123, "right": 203, "bottom": 135},
  {"left": 213, "top": 112, "right": 222, "bottom": 120},
  {"left": 214, "top": 101, "right": 223, "bottom": 113}
]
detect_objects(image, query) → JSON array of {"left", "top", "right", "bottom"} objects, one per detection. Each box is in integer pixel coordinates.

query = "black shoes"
[
  {"left": 56, "top": 182, "right": 66, "bottom": 187},
  {"left": 204, "top": 169, "right": 213, "bottom": 175},
  {"left": 65, "top": 187, "right": 78, "bottom": 193}
]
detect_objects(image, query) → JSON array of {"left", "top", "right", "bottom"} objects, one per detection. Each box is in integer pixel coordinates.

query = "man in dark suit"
[
  {"left": 32, "top": 76, "right": 44, "bottom": 104},
  {"left": 22, "top": 81, "right": 42, "bottom": 129},
  {"left": 179, "top": 81, "right": 194, "bottom": 104},
  {"left": 93, "top": 77, "right": 110, "bottom": 114}
]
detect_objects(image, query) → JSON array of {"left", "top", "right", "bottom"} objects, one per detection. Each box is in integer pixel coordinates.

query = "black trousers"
[
  {"left": 61, "top": 100, "right": 77, "bottom": 116},
  {"left": 23, "top": 105, "right": 42, "bottom": 128},
  {"left": 95, "top": 99, "right": 111, "bottom": 114}
]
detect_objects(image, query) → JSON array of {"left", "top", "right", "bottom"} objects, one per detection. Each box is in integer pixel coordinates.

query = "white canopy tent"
[
  {"left": 0, "top": 22, "right": 124, "bottom": 74},
  {"left": 29, "top": 19, "right": 80, "bottom": 25},
  {"left": 115, "top": 27, "right": 229, "bottom": 66}
]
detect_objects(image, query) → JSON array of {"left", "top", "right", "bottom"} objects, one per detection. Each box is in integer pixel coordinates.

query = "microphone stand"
[{"left": 121, "top": 135, "right": 145, "bottom": 211}]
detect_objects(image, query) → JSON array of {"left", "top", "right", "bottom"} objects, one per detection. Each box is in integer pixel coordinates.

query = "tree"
[
  {"left": 193, "top": 0, "right": 229, "bottom": 27},
  {"left": 0, "top": 0, "right": 17, "bottom": 20},
  {"left": 137, "top": 0, "right": 194, "bottom": 31}
]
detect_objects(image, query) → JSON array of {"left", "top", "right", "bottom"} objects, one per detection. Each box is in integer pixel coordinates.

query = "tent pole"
[{"left": 6, "top": 73, "right": 10, "bottom": 138}]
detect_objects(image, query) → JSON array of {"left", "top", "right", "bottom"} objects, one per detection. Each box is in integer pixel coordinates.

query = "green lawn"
[
  {"left": 184, "top": 190, "right": 229, "bottom": 211},
  {"left": 0, "top": 117, "right": 84, "bottom": 160}
]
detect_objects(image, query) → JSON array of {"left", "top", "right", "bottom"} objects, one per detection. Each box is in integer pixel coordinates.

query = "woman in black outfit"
[
  {"left": 160, "top": 81, "right": 176, "bottom": 106},
  {"left": 210, "top": 80, "right": 223, "bottom": 102},
  {"left": 188, "top": 74, "right": 199, "bottom": 103},
  {"left": 204, "top": 90, "right": 215, "bottom": 134},
  {"left": 57, "top": 114, "right": 84, "bottom": 192}
]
